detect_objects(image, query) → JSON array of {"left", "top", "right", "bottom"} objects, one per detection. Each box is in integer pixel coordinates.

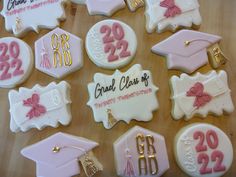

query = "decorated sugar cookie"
[
  {"left": 114, "top": 126, "right": 169, "bottom": 177},
  {"left": 8, "top": 81, "right": 72, "bottom": 132},
  {"left": 21, "top": 132, "right": 103, "bottom": 177},
  {"left": 125, "top": 0, "right": 145, "bottom": 12},
  {"left": 87, "top": 64, "right": 159, "bottom": 129},
  {"left": 174, "top": 123, "right": 233, "bottom": 177},
  {"left": 35, "top": 28, "right": 83, "bottom": 79},
  {"left": 145, "top": 0, "right": 202, "bottom": 33},
  {"left": 170, "top": 70, "right": 234, "bottom": 120},
  {"left": 0, "top": 37, "right": 33, "bottom": 88},
  {"left": 86, "top": 19, "right": 137, "bottom": 69},
  {"left": 71, "top": 0, "right": 125, "bottom": 16},
  {"left": 152, "top": 30, "right": 228, "bottom": 74},
  {"left": 1, "top": 0, "right": 66, "bottom": 37}
]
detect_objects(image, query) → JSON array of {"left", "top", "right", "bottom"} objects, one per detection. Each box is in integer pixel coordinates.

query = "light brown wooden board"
[{"left": 0, "top": 0, "right": 236, "bottom": 176}]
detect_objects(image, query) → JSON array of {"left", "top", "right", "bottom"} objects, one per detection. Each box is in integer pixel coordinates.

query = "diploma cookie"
[
  {"left": 125, "top": 0, "right": 145, "bottom": 12},
  {"left": 71, "top": 0, "right": 125, "bottom": 16},
  {"left": 35, "top": 27, "right": 83, "bottom": 79},
  {"left": 152, "top": 30, "right": 228, "bottom": 74},
  {"left": 1, "top": 0, "right": 67, "bottom": 37},
  {"left": 145, "top": 0, "right": 202, "bottom": 33},
  {"left": 87, "top": 64, "right": 159, "bottom": 129},
  {"left": 0, "top": 37, "right": 33, "bottom": 88},
  {"left": 170, "top": 70, "right": 234, "bottom": 120},
  {"left": 21, "top": 132, "right": 103, "bottom": 177},
  {"left": 174, "top": 123, "right": 233, "bottom": 177},
  {"left": 86, "top": 19, "right": 137, "bottom": 69},
  {"left": 114, "top": 126, "right": 169, "bottom": 177},
  {"left": 8, "top": 81, "right": 72, "bottom": 132}
]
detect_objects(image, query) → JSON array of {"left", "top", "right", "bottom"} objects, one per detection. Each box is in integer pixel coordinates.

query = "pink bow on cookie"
[
  {"left": 186, "top": 82, "right": 212, "bottom": 109},
  {"left": 160, "top": 0, "right": 182, "bottom": 18},
  {"left": 23, "top": 94, "right": 46, "bottom": 119}
]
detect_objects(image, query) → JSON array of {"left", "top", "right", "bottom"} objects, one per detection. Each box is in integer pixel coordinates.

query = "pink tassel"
[
  {"left": 40, "top": 48, "right": 51, "bottom": 69},
  {"left": 123, "top": 149, "right": 136, "bottom": 177}
]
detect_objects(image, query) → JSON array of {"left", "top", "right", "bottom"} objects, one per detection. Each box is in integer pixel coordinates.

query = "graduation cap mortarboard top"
[
  {"left": 174, "top": 123, "right": 233, "bottom": 177},
  {"left": 152, "top": 30, "right": 229, "bottom": 74},
  {"left": 21, "top": 132, "right": 103, "bottom": 177},
  {"left": 8, "top": 81, "right": 72, "bottom": 132},
  {"left": 145, "top": 0, "right": 202, "bottom": 33},
  {"left": 113, "top": 126, "right": 169, "bottom": 177},
  {"left": 71, "top": 0, "right": 125, "bottom": 16},
  {"left": 170, "top": 71, "right": 234, "bottom": 120},
  {"left": 35, "top": 27, "right": 83, "bottom": 79},
  {"left": 87, "top": 64, "right": 159, "bottom": 129}
]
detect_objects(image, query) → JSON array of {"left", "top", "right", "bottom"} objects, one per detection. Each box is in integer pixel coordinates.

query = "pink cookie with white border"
[
  {"left": 8, "top": 81, "right": 71, "bottom": 132},
  {"left": 35, "top": 28, "right": 83, "bottom": 79},
  {"left": 71, "top": 0, "right": 125, "bottom": 16},
  {"left": 174, "top": 123, "right": 233, "bottom": 177},
  {"left": 170, "top": 70, "right": 234, "bottom": 120},
  {"left": 21, "top": 132, "right": 103, "bottom": 177},
  {"left": 1, "top": 0, "right": 67, "bottom": 37},
  {"left": 0, "top": 37, "right": 33, "bottom": 88},
  {"left": 86, "top": 19, "right": 137, "bottom": 69},
  {"left": 114, "top": 126, "right": 170, "bottom": 177}
]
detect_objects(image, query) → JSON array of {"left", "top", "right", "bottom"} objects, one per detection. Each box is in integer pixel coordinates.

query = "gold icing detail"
[
  {"left": 107, "top": 109, "right": 117, "bottom": 128},
  {"left": 52, "top": 146, "right": 61, "bottom": 153},
  {"left": 138, "top": 155, "right": 148, "bottom": 175},
  {"left": 126, "top": 0, "right": 144, "bottom": 11},
  {"left": 136, "top": 133, "right": 145, "bottom": 155},
  {"left": 148, "top": 155, "right": 158, "bottom": 175}
]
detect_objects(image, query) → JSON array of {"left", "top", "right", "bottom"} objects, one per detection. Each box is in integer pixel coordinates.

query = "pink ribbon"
[
  {"left": 23, "top": 94, "right": 46, "bottom": 119},
  {"left": 160, "top": 0, "right": 182, "bottom": 18},
  {"left": 186, "top": 82, "right": 212, "bottom": 109}
]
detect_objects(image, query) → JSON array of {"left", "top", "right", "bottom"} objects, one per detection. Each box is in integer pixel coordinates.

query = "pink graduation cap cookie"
[
  {"left": 71, "top": 0, "right": 125, "bottom": 16},
  {"left": 152, "top": 30, "right": 228, "bottom": 74},
  {"left": 174, "top": 123, "right": 233, "bottom": 177},
  {"left": 145, "top": 0, "right": 202, "bottom": 33},
  {"left": 0, "top": 37, "right": 33, "bottom": 88},
  {"left": 21, "top": 132, "right": 103, "bottom": 177},
  {"left": 114, "top": 126, "right": 170, "bottom": 177},
  {"left": 35, "top": 27, "right": 83, "bottom": 79},
  {"left": 170, "top": 70, "right": 234, "bottom": 120},
  {"left": 87, "top": 64, "right": 159, "bottom": 129},
  {"left": 8, "top": 81, "right": 72, "bottom": 132},
  {"left": 1, "top": 0, "right": 66, "bottom": 37}
]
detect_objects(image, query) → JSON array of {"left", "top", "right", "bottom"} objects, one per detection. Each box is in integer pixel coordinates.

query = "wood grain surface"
[{"left": 0, "top": 0, "right": 236, "bottom": 176}]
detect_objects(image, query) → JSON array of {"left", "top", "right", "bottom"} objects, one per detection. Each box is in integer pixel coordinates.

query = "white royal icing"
[
  {"left": 170, "top": 70, "right": 234, "bottom": 120},
  {"left": 174, "top": 123, "right": 233, "bottom": 177},
  {"left": 8, "top": 81, "right": 71, "bottom": 132},
  {"left": 87, "top": 64, "right": 159, "bottom": 129},
  {"left": 145, "top": 0, "right": 202, "bottom": 33}
]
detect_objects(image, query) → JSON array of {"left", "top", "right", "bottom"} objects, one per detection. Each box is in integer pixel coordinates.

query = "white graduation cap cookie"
[
  {"left": 174, "top": 123, "right": 233, "bottom": 177},
  {"left": 152, "top": 30, "right": 228, "bottom": 74},
  {"left": 87, "top": 64, "right": 159, "bottom": 129},
  {"left": 8, "top": 81, "right": 72, "bottom": 132},
  {"left": 21, "top": 132, "right": 103, "bottom": 177},
  {"left": 145, "top": 0, "right": 202, "bottom": 33},
  {"left": 1, "top": 0, "right": 67, "bottom": 37},
  {"left": 170, "top": 70, "right": 234, "bottom": 120},
  {"left": 114, "top": 126, "right": 170, "bottom": 177},
  {"left": 0, "top": 37, "right": 33, "bottom": 88}
]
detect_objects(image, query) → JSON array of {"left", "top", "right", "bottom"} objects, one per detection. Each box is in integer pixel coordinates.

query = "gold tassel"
[{"left": 107, "top": 109, "right": 117, "bottom": 128}]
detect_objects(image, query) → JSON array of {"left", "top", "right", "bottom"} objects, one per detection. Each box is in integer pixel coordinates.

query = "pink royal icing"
[
  {"left": 23, "top": 93, "right": 46, "bottom": 119},
  {"left": 160, "top": 0, "right": 182, "bottom": 18},
  {"left": 186, "top": 82, "right": 212, "bottom": 109}
]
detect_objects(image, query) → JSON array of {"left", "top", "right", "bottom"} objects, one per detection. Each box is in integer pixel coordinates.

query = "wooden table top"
[{"left": 0, "top": 0, "right": 236, "bottom": 176}]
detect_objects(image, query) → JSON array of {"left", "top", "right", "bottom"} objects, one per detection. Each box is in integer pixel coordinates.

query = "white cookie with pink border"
[
  {"left": 0, "top": 37, "right": 33, "bottom": 88},
  {"left": 174, "top": 123, "right": 233, "bottom": 177}
]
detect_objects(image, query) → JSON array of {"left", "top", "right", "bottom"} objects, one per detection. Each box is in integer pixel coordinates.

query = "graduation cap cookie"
[
  {"left": 152, "top": 30, "right": 228, "bottom": 73},
  {"left": 21, "top": 132, "right": 103, "bottom": 177},
  {"left": 113, "top": 126, "right": 169, "bottom": 177}
]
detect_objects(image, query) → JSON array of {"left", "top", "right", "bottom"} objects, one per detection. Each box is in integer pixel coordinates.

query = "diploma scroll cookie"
[
  {"left": 174, "top": 123, "right": 233, "bottom": 177},
  {"left": 87, "top": 64, "right": 159, "bottom": 129},
  {"left": 8, "top": 81, "right": 72, "bottom": 132},
  {"left": 145, "top": 0, "right": 202, "bottom": 33},
  {"left": 114, "top": 126, "right": 170, "bottom": 177},
  {"left": 0, "top": 37, "right": 33, "bottom": 88},
  {"left": 170, "top": 70, "right": 234, "bottom": 120},
  {"left": 1, "top": 0, "right": 67, "bottom": 37},
  {"left": 86, "top": 19, "right": 137, "bottom": 69},
  {"left": 21, "top": 132, "right": 103, "bottom": 177}
]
